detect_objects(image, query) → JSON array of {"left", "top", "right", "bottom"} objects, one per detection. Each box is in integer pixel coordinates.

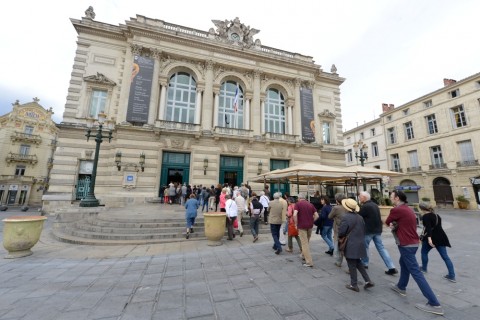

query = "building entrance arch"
[{"left": 432, "top": 177, "right": 454, "bottom": 207}]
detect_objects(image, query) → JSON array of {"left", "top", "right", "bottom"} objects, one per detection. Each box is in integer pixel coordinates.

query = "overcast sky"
[{"left": 1, "top": 0, "right": 478, "bottom": 131}]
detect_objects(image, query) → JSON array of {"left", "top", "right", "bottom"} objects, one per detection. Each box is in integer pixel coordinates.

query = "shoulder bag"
[{"left": 338, "top": 215, "right": 358, "bottom": 252}]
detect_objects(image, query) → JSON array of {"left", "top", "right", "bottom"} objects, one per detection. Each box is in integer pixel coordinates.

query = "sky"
[{"left": 1, "top": 0, "right": 478, "bottom": 131}]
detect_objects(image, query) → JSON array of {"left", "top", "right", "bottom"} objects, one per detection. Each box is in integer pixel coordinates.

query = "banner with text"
[
  {"left": 126, "top": 55, "right": 154, "bottom": 124},
  {"left": 300, "top": 87, "right": 315, "bottom": 143}
]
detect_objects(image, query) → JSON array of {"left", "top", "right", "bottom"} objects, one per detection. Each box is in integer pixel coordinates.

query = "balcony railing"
[
  {"left": 456, "top": 160, "right": 479, "bottom": 167},
  {"left": 5, "top": 153, "right": 38, "bottom": 165},
  {"left": 407, "top": 166, "right": 422, "bottom": 172},
  {"left": 429, "top": 163, "right": 447, "bottom": 170},
  {"left": 263, "top": 132, "right": 297, "bottom": 143},
  {"left": 10, "top": 132, "right": 42, "bottom": 145},
  {"left": 214, "top": 126, "right": 252, "bottom": 137},
  {"left": 155, "top": 120, "right": 200, "bottom": 133},
  {"left": 390, "top": 168, "right": 403, "bottom": 173},
  {"left": 0, "top": 175, "right": 36, "bottom": 183}
]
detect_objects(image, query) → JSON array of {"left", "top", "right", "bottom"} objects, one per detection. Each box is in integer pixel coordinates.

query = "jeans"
[
  {"left": 250, "top": 215, "right": 259, "bottom": 238},
  {"left": 270, "top": 224, "right": 282, "bottom": 252},
  {"left": 321, "top": 226, "right": 334, "bottom": 250},
  {"left": 361, "top": 233, "right": 395, "bottom": 269},
  {"left": 421, "top": 241, "right": 455, "bottom": 279},
  {"left": 397, "top": 246, "right": 441, "bottom": 307},
  {"left": 202, "top": 200, "right": 208, "bottom": 212}
]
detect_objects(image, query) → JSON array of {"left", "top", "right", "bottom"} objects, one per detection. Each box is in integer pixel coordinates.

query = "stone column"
[
  {"left": 213, "top": 90, "right": 219, "bottom": 127},
  {"left": 202, "top": 60, "right": 214, "bottom": 130},
  {"left": 148, "top": 49, "right": 161, "bottom": 125},
  {"left": 244, "top": 97, "right": 251, "bottom": 130},
  {"left": 158, "top": 81, "right": 167, "bottom": 121},
  {"left": 260, "top": 99, "right": 265, "bottom": 134},
  {"left": 252, "top": 69, "right": 262, "bottom": 135},
  {"left": 195, "top": 89, "right": 203, "bottom": 124},
  {"left": 288, "top": 105, "right": 294, "bottom": 135}
]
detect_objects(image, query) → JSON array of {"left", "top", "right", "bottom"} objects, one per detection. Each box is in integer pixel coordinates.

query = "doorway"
[
  {"left": 219, "top": 156, "right": 243, "bottom": 187},
  {"left": 433, "top": 177, "right": 454, "bottom": 207},
  {"left": 160, "top": 152, "right": 190, "bottom": 195}
]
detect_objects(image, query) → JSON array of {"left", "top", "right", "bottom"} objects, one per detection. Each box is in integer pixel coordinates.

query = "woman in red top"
[
  {"left": 219, "top": 188, "right": 227, "bottom": 212},
  {"left": 286, "top": 197, "right": 301, "bottom": 253}
]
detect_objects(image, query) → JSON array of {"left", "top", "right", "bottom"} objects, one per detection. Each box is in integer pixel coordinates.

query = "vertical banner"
[
  {"left": 300, "top": 87, "right": 315, "bottom": 143},
  {"left": 126, "top": 55, "right": 154, "bottom": 123}
]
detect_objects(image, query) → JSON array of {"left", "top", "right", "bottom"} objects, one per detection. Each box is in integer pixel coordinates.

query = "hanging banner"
[
  {"left": 300, "top": 87, "right": 315, "bottom": 143},
  {"left": 126, "top": 55, "right": 154, "bottom": 124}
]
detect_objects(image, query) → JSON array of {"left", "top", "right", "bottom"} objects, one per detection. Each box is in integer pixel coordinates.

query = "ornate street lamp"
[
  {"left": 353, "top": 140, "right": 368, "bottom": 166},
  {"left": 80, "top": 113, "right": 114, "bottom": 207}
]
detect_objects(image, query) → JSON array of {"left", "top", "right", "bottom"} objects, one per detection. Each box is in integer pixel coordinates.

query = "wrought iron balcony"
[
  {"left": 407, "top": 166, "right": 422, "bottom": 172},
  {"left": 456, "top": 159, "right": 478, "bottom": 167},
  {"left": 5, "top": 153, "right": 38, "bottom": 165},
  {"left": 10, "top": 132, "right": 42, "bottom": 145},
  {"left": 429, "top": 163, "right": 447, "bottom": 170}
]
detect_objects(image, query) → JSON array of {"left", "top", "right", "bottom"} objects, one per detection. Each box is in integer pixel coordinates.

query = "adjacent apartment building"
[
  {"left": 344, "top": 73, "right": 480, "bottom": 208},
  {"left": 0, "top": 99, "right": 58, "bottom": 206},
  {"left": 44, "top": 7, "right": 347, "bottom": 211}
]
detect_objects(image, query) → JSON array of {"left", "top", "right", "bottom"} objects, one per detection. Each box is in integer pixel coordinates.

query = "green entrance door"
[
  {"left": 160, "top": 152, "right": 190, "bottom": 195},
  {"left": 219, "top": 156, "right": 243, "bottom": 187},
  {"left": 270, "top": 159, "right": 290, "bottom": 196}
]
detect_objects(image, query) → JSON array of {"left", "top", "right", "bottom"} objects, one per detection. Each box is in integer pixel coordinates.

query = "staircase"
[{"left": 52, "top": 205, "right": 271, "bottom": 245}]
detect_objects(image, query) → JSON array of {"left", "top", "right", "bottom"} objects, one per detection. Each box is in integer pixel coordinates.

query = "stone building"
[
  {"left": 44, "top": 8, "right": 346, "bottom": 211},
  {"left": 343, "top": 73, "right": 480, "bottom": 208},
  {"left": 0, "top": 99, "right": 57, "bottom": 206}
]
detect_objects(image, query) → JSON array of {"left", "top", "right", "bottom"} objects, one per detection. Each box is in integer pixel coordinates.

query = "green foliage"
[
  {"left": 421, "top": 197, "right": 430, "bottom": 202},
  {"left": 456, "top": 195, "right": 470, "bottom": 204}
]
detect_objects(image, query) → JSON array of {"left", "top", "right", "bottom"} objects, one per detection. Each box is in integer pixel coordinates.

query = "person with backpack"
[{"left": 201, "top": 186, "right": 210, "bottom": 212}]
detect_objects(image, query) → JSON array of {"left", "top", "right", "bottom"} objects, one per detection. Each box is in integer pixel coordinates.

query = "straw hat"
[{"left": 341, "top": 198, "right": 360, "bottom": 212}]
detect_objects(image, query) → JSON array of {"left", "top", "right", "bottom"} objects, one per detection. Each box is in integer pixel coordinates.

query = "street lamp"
[
  {"left": 353, "top": 140, "right": 368, "bottom": 166},
  {"left": 80, "top": 113, "right": 114, "bottom": 207}
]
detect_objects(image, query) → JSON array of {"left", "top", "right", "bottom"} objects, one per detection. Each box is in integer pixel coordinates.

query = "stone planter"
[
  {"left": 379, "top": 206, "right": 393, "bottom": 222},
  {"left": 457, "top": 201, "right": 469, "bottom": 209},
  {"left": 204, "top": 212, "right": 226, "bottom": 246},
  {"left": 2, "top": 216, "right": 47, "bottom": 258}
]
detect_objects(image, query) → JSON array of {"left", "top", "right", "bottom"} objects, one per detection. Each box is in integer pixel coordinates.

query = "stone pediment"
[
  {"left": 318, "top": 109, "right": 336, "bottom": 119},
  {"left": 210, "top": 17, "right": 260, "bottom": 48},
  {"left": 83, "top": 73, "right": 116, "bottom": 86}
]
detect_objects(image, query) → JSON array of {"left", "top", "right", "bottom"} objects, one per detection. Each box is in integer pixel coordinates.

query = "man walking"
[
  {"left": 225, "top": 194, "right": 238, "bottom": 241},
  {"left": 386, "top": 190, "right": 444, "bottom": 316},
  {"left": 259, "top": 191, "right": 270, "bottom": 225},
  {"left": 269, "top": 192, "right": 285, "bottom": 254},
  {"left": 293, "top": 193, "right": 317, "bottom": 267},
  {"left": 358, "top": 191, "right": 398, "bottom": 275},
  {"left": 234, "top": 192, "right": 246, "bottom": 237}
]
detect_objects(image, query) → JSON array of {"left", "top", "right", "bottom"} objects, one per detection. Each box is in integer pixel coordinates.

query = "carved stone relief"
[
  {"left": 210, "top": 17, "right": 260, "bottom": 49},
  {"left": 318, "top": 109, "right": 336, "bottom": 119},
  {"left": 171, "top": 139, "right": 184, "bottom": 148},
  {"left": 227, "top": 143, "right": 240, "bottom": 153}
]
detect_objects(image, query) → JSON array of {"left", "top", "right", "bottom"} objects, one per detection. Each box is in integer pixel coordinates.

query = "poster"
[
  {"left": 126, "top": 55, "right": 154, "bottom": 124},
  {"left": 300, "top": 87, "right": 315, "bottom": 143}
]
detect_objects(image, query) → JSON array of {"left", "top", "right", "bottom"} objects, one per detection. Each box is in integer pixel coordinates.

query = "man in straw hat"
[
  {"left": 338, "top": 198, "right": 374, "bottom": 292},
  {"left": 386, "top": 190, "right": 444, "bottom": 316}
]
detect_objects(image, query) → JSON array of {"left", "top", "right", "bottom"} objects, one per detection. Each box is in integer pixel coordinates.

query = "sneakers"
[
  {"left": 302, "top": 263, "right": 313, "bottom": 268},
  {"left": 274, "top": 249, "right": 281, "bottom": 255},
  {"left": 364, "top": 282, "right": 375, "bottom": 290},
  {"left": 240, "top": 231, "right": 243, "bottom": 237},
  {"left": 390, "top": 283, "right": 406, "bottom": 296},
  {"left": 253, "top": 236, "right": 258, "bottom": 243},
  {"left": 334, "top": 262, "right": 342, "bottom": 268},
  {"left": 285, "top": 248, "right": 293, "bottom": 253},
  {"left": 186, "top": 232, "right": 190, "bottom": 239},
  {"left": 385, "top": 268, "right": 398, "bottom": 275},
  {"left": 415, "top": 303, "right": 444, "bottom": 315},
  {"left": 420, "top": 269, "right": 427, "bottom": 274},
  {"left": 345, "top": 284, "right": 360, "bottom": 292},
  {"left": 443, "top": 275, "right": 456, "bottom": 283}
]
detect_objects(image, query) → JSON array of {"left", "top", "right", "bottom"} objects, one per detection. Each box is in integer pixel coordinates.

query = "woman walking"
[
  {"left": 319, "top": 195, "right": 334, "bottom": 256},
  {"left": 249, "top": 194, "right": 263, "bottom": 242},
  {"left": 184, "top": 194, "right": 199, "bottom": 239},
  {"left": 419, "top": 202, "right": 456, "bottom": 282},
  {"left": 338, "top": 198, "right": 374, "bottom": 292},
  {"left": 285, "top": 197, "right": 302, "bottom": 253}
]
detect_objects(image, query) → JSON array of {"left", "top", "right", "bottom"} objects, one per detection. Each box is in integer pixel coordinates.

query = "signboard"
[
  {"left": 394, "top": 185, "right": 421, "bottom": 191},
  {"left": 299, "top": 87, "right": 315, "bottom": 143},
  {"left": 126, "top": 55, "right": 154, "bottom": 124}
]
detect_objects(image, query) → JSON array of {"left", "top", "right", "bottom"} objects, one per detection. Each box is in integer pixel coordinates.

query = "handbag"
[
  {"left": 419, "top": 213, "right": 438, "bottom": 242},
  {"left": 338, "top": 215, "right": 358, "bottom": 253},
  {"left": 233, "top": 218, "right": 238, "bottom": 229}
]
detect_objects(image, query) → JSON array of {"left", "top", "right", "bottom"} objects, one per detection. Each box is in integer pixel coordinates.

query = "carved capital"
[
  {"left": 131, "top": 44, "right": 143, "bottom": 55},
  {"left": 206, "top": 60, "right": 215, "bottom": 70},
  {"left": 151, "top": 48, "right": 161, "bottom": 59}
]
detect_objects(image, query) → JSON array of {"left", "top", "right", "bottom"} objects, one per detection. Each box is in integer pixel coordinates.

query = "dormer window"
[{"left": 449, "top": 89, "right": 460, "bottom": 98}]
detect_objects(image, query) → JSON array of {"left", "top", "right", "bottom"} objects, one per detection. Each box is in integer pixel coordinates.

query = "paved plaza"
[{"left": 0, "top": 205, "right": 479, "bottom": 319}]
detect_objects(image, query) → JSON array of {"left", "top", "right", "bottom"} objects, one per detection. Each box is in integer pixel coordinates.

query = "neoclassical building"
[
  {"left": 44, "top": 8, "right": 346, "bottom": 211},
  {"left": 0, "top": 99, "right": 58, "bottom": 206},
  {"left": 343, "top": 73, "right": 480, "bottom": 208}
]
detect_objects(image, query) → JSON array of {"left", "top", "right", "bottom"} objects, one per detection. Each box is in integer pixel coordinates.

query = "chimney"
[
  {"left": 389, "top": 104, "right": 395, "bottom": 110},
  {"left": 443, "top": 78, "right": 457, "bottom": 87},
  {"left": 382, "top": 103, "right": 389, "bottom": 112}
]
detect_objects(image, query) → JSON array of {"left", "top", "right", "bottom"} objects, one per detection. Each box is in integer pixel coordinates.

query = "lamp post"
[
  {"left": 353, "top": 140, "right": 368, "bottom": 166},
  {"left": 80, "top": 113, "right": 114, "bottom": 207}
]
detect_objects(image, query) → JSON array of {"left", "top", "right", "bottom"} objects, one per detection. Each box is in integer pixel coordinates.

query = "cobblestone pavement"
[{"left": 0, "top": 205, "right": 479, "bottom": 319}]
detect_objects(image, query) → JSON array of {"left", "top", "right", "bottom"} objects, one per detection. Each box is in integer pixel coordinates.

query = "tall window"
[
  {"left": 426, "top": 114, "right": 438, "bottom": 134},
  {"left": 347, "top": 149, "right": 353, "bottom": 162},
  {"left": 15, "top": 165, "right": 26, "bottom": 176},
  {"left": 371, "top": 142, "right": 379, "bottom": 157},
  {"left": 89, "top": 89, "right": 107, "bottom": 118},
  {"left": 430, "top": 146, "right": 444, "bottom": 167},
  {"left": 387, "top": 127, "right": 397, "bottom": 144},
  {"left": 166, "top": 72, "right": 197, "bottom": 123},
  {"left": 322, "top": 122, "right": 331, "bottom": 144},
  {"left": 24, "top": 126, "right": 34, "bottom": 135},
  {"left": 408, "top": 150, "right": 419, "bottom": 169},
  {"left": 451, "top": 105, "right": 467, "bottom": 128},
  {"left": 359, "top": 132, "right": 364, "bottom": 139},
  {"left": 218, "top": 80, "right": 243, "bottom": 128},
  {"left": 458, "top": 140, "right": 475, "bottom": 164},
  {"left": 19, "top": 145, "right": 30, "bottom": 156},
  {"left": 370, "top": 128, "right": 376, "bottom": 136},
  {"left": 404, "top": 121, "right": 414, "bottom": 140},
  {"left": 264, "top": 88, "right": 285, "bottom": 133},
  {"left": 391, "top": 154, "right": 401, "bottom": 172}
]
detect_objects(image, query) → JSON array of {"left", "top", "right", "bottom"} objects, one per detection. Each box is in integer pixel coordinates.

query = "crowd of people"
[{"left": 174, "top": 182, "right": 454, "bottom": 316}]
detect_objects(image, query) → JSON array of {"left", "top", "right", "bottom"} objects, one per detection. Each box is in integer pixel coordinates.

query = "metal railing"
[
  {"left": 456, "top": 160, "right": 478, "bottom": 167},
  {"left": 407, "top": 166, "right": 422, "bottom": 172},
  {"left": 429, "top": 163, "right": 447, "bottom": 170},
  {"left": 5, "top": 153, "right": 38, "bottom": 165}
]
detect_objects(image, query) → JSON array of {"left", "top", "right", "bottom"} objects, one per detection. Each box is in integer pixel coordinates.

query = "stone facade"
[
  {"left": 0, "top": 100, "right": 58, "bottom": 206},
  {"left": 45, "top": 8, "right": 346, "bottom": 211},
  {"left": 344, "top": 73, "right": 480, "bottom": 208}
]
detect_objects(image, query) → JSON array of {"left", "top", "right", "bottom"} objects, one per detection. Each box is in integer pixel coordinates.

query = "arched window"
[
  {"left": 165, "top": 72, "right": 196, "bottom": 123},
  {"left": 265, "top": 88, "right": 285, "bottom": 134},
  {"left": 218, "top": 81, "right": 243, "bottom": 129}
]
